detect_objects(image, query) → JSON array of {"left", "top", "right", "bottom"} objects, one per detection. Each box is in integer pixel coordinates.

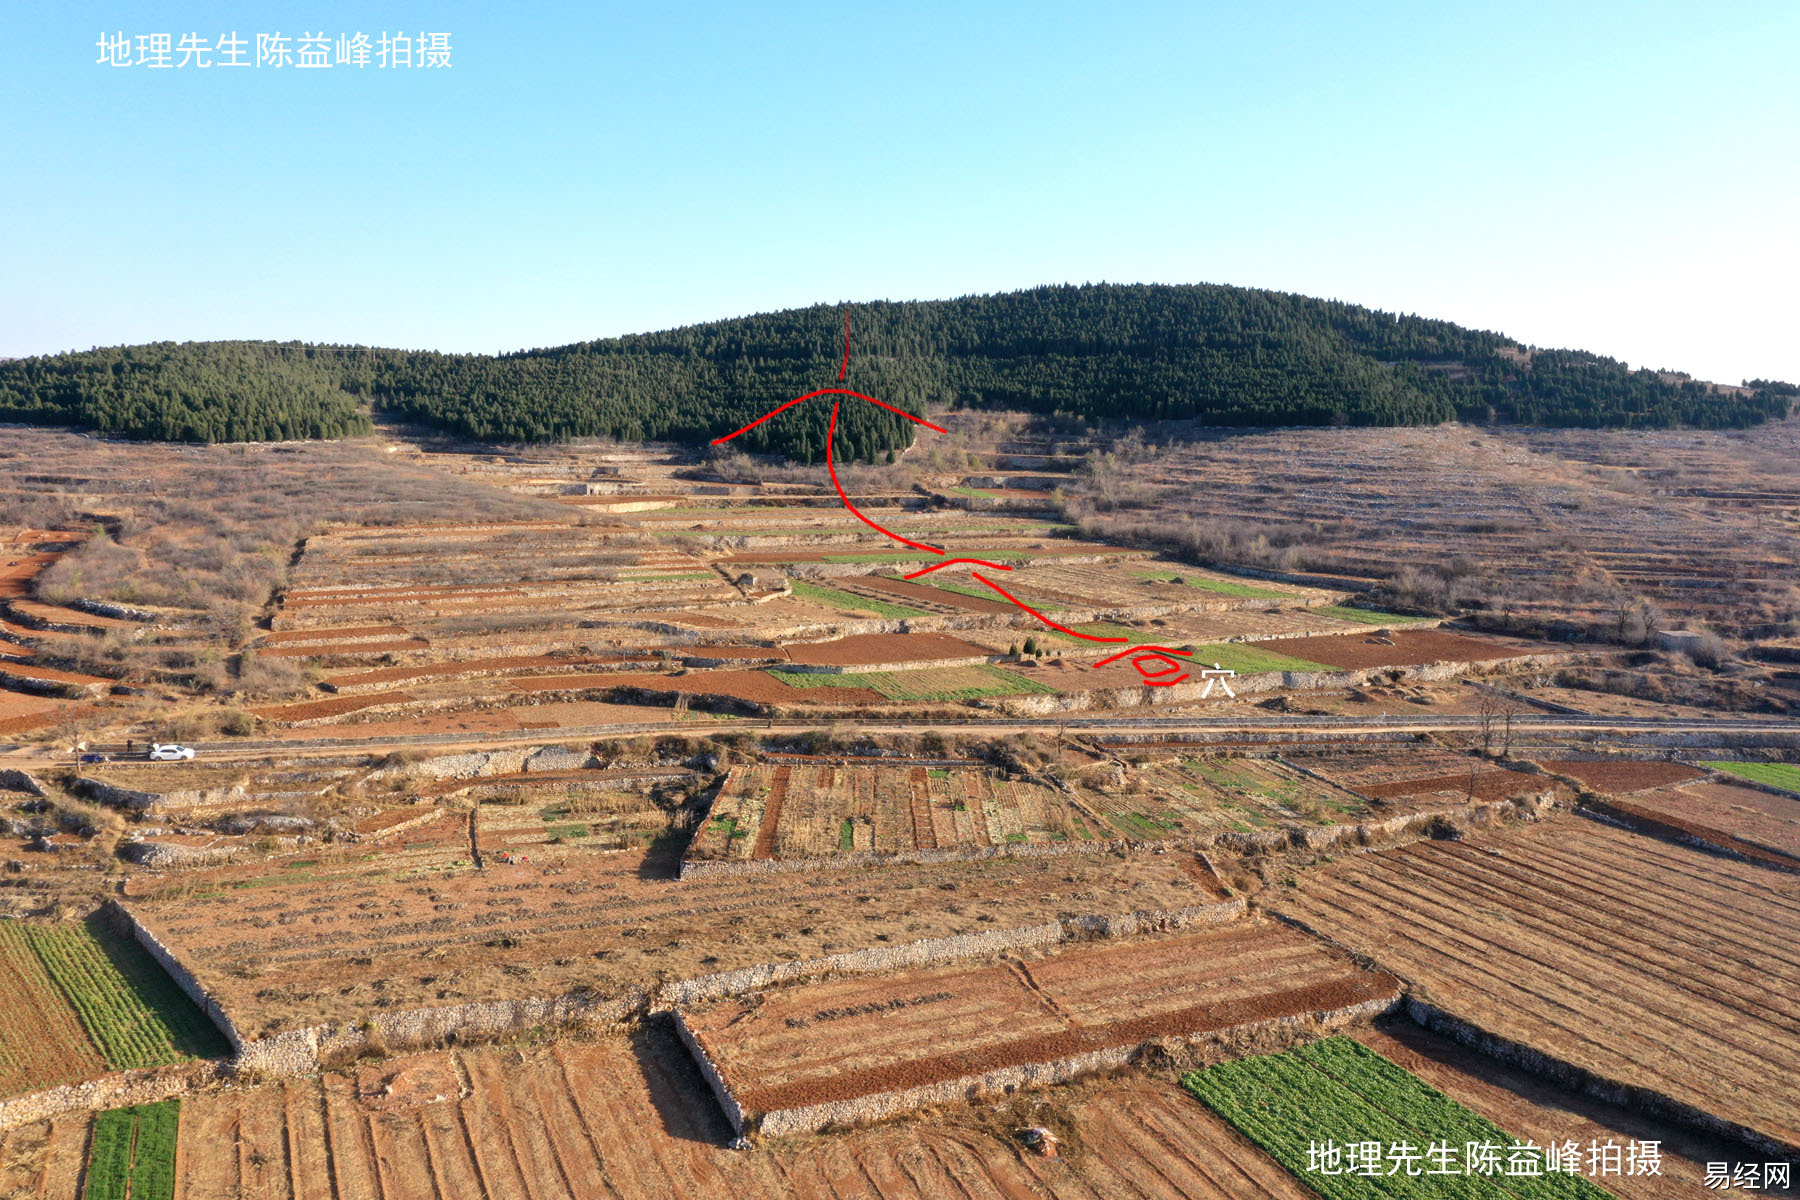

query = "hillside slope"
[{"left": 1, "top": 283, "right": 1790, "bottom": 457}]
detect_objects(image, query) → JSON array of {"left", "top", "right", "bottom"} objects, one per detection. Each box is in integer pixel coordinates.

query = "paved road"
[{"left": 8, "top": 711, "right": 1796, "bottom": 768}]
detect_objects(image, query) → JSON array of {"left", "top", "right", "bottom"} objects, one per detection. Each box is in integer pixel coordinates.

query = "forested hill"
[{"left": 1, "top": 283, "right": 1792, "bottom": 460}]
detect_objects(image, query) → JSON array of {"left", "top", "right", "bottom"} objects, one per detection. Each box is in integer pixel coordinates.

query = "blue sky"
[{"left": 3, "top": 2, "right": 1796, "bottom": 384}]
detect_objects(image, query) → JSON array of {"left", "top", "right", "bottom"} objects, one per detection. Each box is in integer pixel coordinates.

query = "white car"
[{"left": 148, "top": 743, "right": 195, "bottom": 761}]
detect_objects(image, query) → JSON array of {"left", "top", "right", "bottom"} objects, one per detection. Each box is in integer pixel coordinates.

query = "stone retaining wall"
[
  {"left": 1404, "top": 998, "right": 1797, "bottom": 1160},
  {"left": 721, "top": 989, "right": 1400, "bottom": 1138},
  {"left": 0, "top": 1060, "right": 225, "bottom": 1132}
]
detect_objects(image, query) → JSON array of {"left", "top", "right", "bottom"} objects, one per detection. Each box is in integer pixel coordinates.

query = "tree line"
[{"left": 1, "top": 283, "right": 1790, "bottom": 454}]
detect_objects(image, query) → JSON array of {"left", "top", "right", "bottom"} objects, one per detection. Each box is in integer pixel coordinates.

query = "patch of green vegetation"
[
  {"left": 1105, "top": 810, "right": 1174, "bottom": 838},
  {"left": 768, "top": 664, "right": 1060, "bottom": 701},
  {"left": 1183, "top": 1037, "right": 1615, "bottom": 1200},
  {"left": 545, "top": 823, "right": 589, "bottom": 839},
  {"left": 947, "top": 485, "right": 994, "bottom": 498},
  {"left": 927, "top": 768, "right": 949, "bottom": 779},
  {"left": 839, "top": 819, "right": 855, "bottom": 851},
  {"left": 788, "top": 580, "right": 928, "bottom": 618},
  {"left": 1004, "top": 831, "right": 1028, "bottom": 843},
  {"left": 1317, "top": 605, "right": 1431, "bottom": 625},
  {"left": 1186, "top": 643, "right": 1334, "bottom": 673},
  {"left": 84, "top": 1100, "right": 180, "bottom": 1200},
  {"left": 24, "top": 920, "right": 229, "bottom": 1069},
  {"left": 1134, "top": 570, "right": 1289, "bottom": 599},
  {"left": 1702, "top": 761, "right": 1800, "bottom": 793}
]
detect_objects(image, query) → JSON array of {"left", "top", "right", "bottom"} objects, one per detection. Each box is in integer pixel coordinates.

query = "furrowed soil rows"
[
  {"left": 1183, "top": 1036, "right": 1614, "bottom": 1200},
  {"left": 1618, "top": 780, "right": 1800, "bottom": 858},
  {"left": 0, "top": 925, "right": 107, "bottom": 1098},
  {"left": 678, "top": 920, "right": 1399, "bottom": 1131},
  {"left": 13, "top": 918, "right": 228, "bottom": 1071},
  {"left": 124, "top": 841, "right": 1212, "bottom": 1037},
  {"left": 688, "top": 761, "right": 1111, "bottom": 866},
  {"left": 1358, "top": 1022, "right": 1800, "bottom": 1199},
  {"left": 1274, "top": 814, "right": 1800, "bottom": 1152},
  {"left": 168, "top": 1032, "right": 1337, "bottom": 1199}
]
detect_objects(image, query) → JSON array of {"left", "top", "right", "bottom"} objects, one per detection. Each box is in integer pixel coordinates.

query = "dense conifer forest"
[{"left": 1, "top": 283, "right": 1790, "bottom": 458}]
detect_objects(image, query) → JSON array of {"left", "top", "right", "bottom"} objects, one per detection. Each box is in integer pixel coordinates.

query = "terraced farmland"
[
  {"left": 680, "top": 920, "right": 1400, "bottom": 1134},
  {"left": 0, "top": 924, "right": 107, "bottom": 1098},
  {"left": 20, "top": 918, "right": 230, "bottom": 1068},
  {"left": 123, "top": 1035, "right": 1330, "bottom": 1200},
  {"left": 1274, "top": 815, "right": 1800, "bottom": 1155},
  {"left": 123, "top": 836, "right": 1215, "bottom": 1038},
  {"left": 1184, "top": 1037, "right": 1615, "bottom": 1200},
  {"left": 686, "top": 761, "right": 1116, "bottom": 868},
  {"left": 84, "top": 1100, "right": 180, "bottom": 1200}
]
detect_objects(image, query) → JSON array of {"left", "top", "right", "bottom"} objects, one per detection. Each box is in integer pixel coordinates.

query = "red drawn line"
[
  {"left": 828, "top": 401, "right": 944, "bottom": 555},
  {"left": 712, "top": 388, "right": 946, "bottom": 446},
  {"left": 840, "top": 307, "right": 849, "bottom": 381},
  {"left": 904, "top": 558, "right": 1013, "bottom": 578},
  {"left": 972, "top": 572, "right": 1127, "bottom": 643},
  {"left": 711, "top": 395, "right": 807, "bottom": 445}
]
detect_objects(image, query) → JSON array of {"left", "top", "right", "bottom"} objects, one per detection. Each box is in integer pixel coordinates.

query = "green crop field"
[
  {"left": 1701, "top": 761, "right": 1800, "bottom": 793},
  {"left": 769, "top": 664, "right": 1059, "bottom": 701},
  {"left": 1317, "top": 605, "right": 1432, "bottom": 625},
  {"left": 23, "top": 920, "right": 229, "bottom": 1069},
  {"left": 1184, "top": 1037, "right": 1616, "bottom": 1200},
  {"left": 84, "top": 1100, "right": 180, "bottom": 1200},
  {"left": 1134, "top": 569, "right": 1291, "bottom": 599},
  {"left": 788, "top": 580, "right": 928, "bottom": 618},
  {"left": 1181, "top": 642, "right": 1333, "bottom": 673}
]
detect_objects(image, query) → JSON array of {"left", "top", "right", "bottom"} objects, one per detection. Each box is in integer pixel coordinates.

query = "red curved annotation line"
[
  {"left": 972, "top": 572, "right": 1127, "bottom": 643},
  {"left": 828, "top": 401, "right": 945, "bottom": 555},
  {"left": 904, "top": 558, "right": 1013, "bottom": 578},
  {"left": 712, "top": 388, "right": 947, "bottom": 446}
]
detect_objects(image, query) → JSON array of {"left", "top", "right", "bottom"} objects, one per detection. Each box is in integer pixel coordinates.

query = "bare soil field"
[
  {"left": 679, "top": 920, "right": 1398, "bottom": 1132},
  {"left": 25, "top": 1032, "right": 1329, "bottom": 1200},
  {"left": 1537, "top": 758, "right": 1709, "bottom": 793},
  {"left": 122, "top": 839, "right": 1217, "bottom": 1037},
  {"left": 1274, "top": 813, "right": 1800, "bottom": 1153},
  {"left": 1250, "top": 628, "right": 1543, "bottom": 670},
  {"left": 1619, "top": 779, "right": 1800, "bottom": 858}
]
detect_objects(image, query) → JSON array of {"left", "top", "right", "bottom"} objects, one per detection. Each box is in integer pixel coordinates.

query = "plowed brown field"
[
  {"left": 1624, "top": 780, "right": 1800, "bottom": 858},
  {"left": 681, "top": 921, "right": 1398, "bottom": 1127},
  {"left": 124, "top": 841, "right": 1215, "bottom": 1037},
  {"left": 1275, "top": 814, "right": 1800, "bottom": 1153},
  {"left": 159, "top": 1032, "right": 1323, "bottom": 1200},
  {"left": 1256, "top": 629, "right": 1540, "bottom": 669},
  {"left": 1539, "top": 758, "right": 1708, "bottom": 794}
]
